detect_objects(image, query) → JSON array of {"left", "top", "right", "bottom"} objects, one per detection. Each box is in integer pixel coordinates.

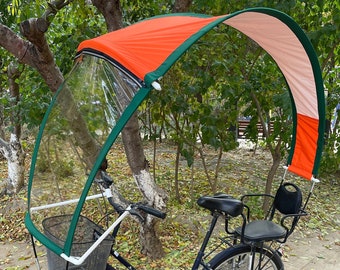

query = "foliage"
[
  {"left": 142, "top": 12, "right": 294, "bottom": 199},
  {"left": 1, "top": 0, "right": 107, "bottom": 138},
  {"left": 320, "top": 130, "right": 340, "bottom": 175},
  {"left": 193, "top": 0, "right": 255, "bottom": 14},
  {"left": 120, "top": 0, "right": 172, "bottom": 25},
  {"left": 47, "top": 2, "right": 106, "bottom": 73},
  {"left": 143, "top": 26, "right": 244, "bottom": 195}
]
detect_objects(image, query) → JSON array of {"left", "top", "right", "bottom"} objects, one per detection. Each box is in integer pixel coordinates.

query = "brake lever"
[
  {"left": 129, "top": 208, "right": 145, "bottom": 222},
  {"left": 100, "top": 170, "right": 113, "bottom": 188}
]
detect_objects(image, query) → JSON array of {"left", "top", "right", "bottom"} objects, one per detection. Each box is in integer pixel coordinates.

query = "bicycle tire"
[
  {"left": 106, "top": 264, "right": 117, "bottom": 270},
  {"left": 208, "top": 244, "right": 283, "bottom": 270}
]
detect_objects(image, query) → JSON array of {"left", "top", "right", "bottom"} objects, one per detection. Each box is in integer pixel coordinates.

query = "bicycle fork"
[{"left": 192, "top": 212, "right": 220, "bottom": 270}]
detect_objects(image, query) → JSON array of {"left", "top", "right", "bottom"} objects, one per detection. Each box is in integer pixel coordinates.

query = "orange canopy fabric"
[
  {"left": 77, "top": 8, "right": 325, "bottom": 180},
  {"left": 77, "top": 15, "right": 225, "bottom": 83}
]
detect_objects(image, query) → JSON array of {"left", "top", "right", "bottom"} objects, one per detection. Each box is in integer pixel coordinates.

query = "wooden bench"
[{"left": 237, "top": 120, "right": 274, "bottom": 139}]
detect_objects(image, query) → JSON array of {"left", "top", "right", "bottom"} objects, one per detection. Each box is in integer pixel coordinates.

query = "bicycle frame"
[
  {"left": 30, "top": 171, "right": 292, "bottom": 270},
  {"left": 101, "top": 176, "right": 282, "bottom": 270},
  {"left": 192, "top": 212, "right": 220, "bottom": 270},
  {"left": 105, "top": 201, "right": 282, "bottom": 270},
  {"left": 104, "top": 191, "right": 223, "bottom": 270}
]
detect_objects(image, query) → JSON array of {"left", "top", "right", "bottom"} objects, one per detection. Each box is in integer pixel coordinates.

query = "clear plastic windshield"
[{"left": 27, "top": 54, "right": 139, "bottom": 239}]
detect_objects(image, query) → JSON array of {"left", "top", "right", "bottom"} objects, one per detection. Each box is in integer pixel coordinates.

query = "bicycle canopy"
[{"left": 25, "top": 7, "right": 325, "bottom": 266}]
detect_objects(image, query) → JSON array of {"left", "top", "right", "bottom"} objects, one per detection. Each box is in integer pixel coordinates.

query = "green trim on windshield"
[{"left": 63, "top": 86, "right": 152, "bottom": 255}]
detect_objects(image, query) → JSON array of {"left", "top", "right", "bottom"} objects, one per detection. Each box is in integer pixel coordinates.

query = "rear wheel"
[{"left": 209, "top": 244, "right": 283, "bottom": 270}]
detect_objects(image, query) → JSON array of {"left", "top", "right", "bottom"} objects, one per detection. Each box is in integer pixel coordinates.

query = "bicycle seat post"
[{"left": 192, "top": 211, "right": 220, "bottom": 270}]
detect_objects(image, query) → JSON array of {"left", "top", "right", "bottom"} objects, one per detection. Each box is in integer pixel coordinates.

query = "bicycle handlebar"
[
  {"left": 108, "top": 196, "right": 166, "bottom": 220},
  {"left": 135, "top": 203, "right": 166, "bottom": 219}
]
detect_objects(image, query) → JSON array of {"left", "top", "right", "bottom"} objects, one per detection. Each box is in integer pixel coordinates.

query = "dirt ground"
[
  {"left": 0, "top": 143, "right": 339, "bottom": 269},
  {"left": 0, "top": 230, "right": 339, "bottom": 269}
]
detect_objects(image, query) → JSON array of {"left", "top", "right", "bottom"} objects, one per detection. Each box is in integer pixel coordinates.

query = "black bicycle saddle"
[{"left": 197, "top": 194, "right": 243, "bottom": 217}]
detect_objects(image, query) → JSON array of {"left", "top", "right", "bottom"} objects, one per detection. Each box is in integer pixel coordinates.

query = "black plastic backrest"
[{"left": 273, "top": 182, "right": 302, "bottom": 215}]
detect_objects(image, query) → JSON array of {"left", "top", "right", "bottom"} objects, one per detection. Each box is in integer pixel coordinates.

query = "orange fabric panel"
[
  {"left": 288, "top": 113, "right": 319, "bottom": 180},
  {"left": 288, "top": 164, "right": 313, "bottom": 180},
  {"left": 78, "top": 15, "right": 224, "bottom": 81}
]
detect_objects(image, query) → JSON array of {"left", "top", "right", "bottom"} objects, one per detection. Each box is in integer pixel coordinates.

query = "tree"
[
  {"left": 240, "top": 52, "right": 292, "bottom": 211},
  {"left": 0, "top": 0, "right": 110, "bottom": 193},
  {"left": 0, "top": 0, "right": 181, "bottom": 260},
  {"left": 0, "top": 0, "right": 100, "bottom": 193}
]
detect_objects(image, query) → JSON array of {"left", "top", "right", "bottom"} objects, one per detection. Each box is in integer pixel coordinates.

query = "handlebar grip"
[{"left": 137, "top": 204, "right": 166, "bottom": 219}]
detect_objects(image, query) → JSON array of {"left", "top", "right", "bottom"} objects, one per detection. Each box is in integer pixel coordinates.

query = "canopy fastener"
[{"left": 151, "top": 81, "right": 162, "bottom": 91}]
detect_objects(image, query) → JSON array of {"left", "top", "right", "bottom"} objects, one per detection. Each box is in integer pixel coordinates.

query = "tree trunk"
[
  {"left": 262, "top": 142, "right": 282, "bottom": 212},
  {"left": 91, "top": 0, "right": 169, "bottom": 259},
  {"left": 91, "top": 0, "right": 123, "bottom": 32},
  {"left": 8, "top": 63, "right": 21, "bottom": 139},
  {"left": 122, "top": 113, "right": 167, "bottom": 259},
  {"left": 0, "top": 63, "right": 25, "bottom": 195},
  {"left": 139, "top": 216, "right": 165, "bottom": 259},
  {"left": 250, "top": 90, "right": 283, "bottom": 211},
  {"left": 3, "top": 134, "right": 25, "bottom": 194},
  {"left": 174, "top": 143, "right": 181, "bottom": 202}
]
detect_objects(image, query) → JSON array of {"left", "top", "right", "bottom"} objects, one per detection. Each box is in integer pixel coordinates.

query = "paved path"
[
  {"left": 0, "top": 230, "right": 339, "bottom": 269},
  {"left": 284, "top": 230, "right": 339, "bottom": 270}
]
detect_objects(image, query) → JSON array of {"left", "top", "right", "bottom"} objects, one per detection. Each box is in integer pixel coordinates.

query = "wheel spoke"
[{"left": 209, "top": 244, "right": 283, "bottom": 270}]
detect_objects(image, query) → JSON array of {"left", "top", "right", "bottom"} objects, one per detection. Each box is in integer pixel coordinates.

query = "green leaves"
[{"left": 7, "top": 0, "right": 21, "bottom": 17}]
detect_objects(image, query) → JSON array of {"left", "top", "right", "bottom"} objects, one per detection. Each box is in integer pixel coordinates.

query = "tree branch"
[
  {"left": 8, "top": 62, "right": 22, "bottom": 139},
  {"left": 172, "top": 0, "right": 192, "bottom": 12},
  {"left": 17, "top": 1, "right": 74, "bottom": 92},
  {"left": 92, "top": 0, "right": 123, "bottom": 31},
  {"left": 0, "top": 24, "right": 33, "bottom": 66},
  {"left": 0, "top": 1, "right": 73, "bottom": 92},
  {"left": 20, "top": 18, "right": 49, "bottom": 49},
  {"left": 44, "top": 0, "right": 74, "bottom": 23}
]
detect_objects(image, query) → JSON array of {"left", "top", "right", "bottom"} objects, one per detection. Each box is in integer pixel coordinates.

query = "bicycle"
[{"left": 84, "top": 169, "right": 315, "bottom": 270}]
